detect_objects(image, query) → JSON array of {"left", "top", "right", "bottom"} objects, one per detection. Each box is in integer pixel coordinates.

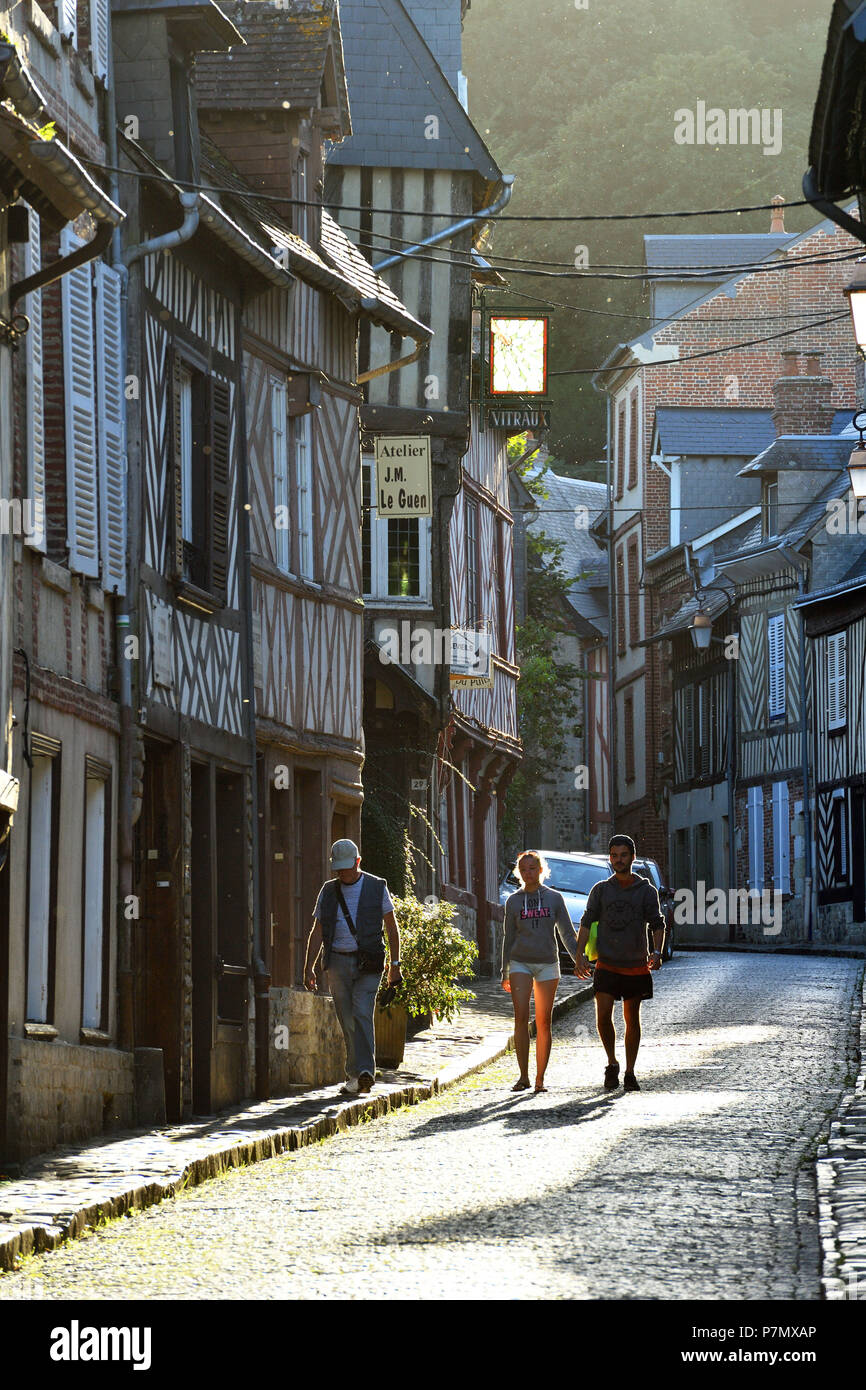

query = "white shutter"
[
  {"left": 24, "top": 207, "right": 46, "bottom": 553},
  {"left": 768, "top": 614, "right": 786, "bottom": 719},
  {"left": 90, "top": 0, "right": 110, "bottom": 83},
  {"left": 95, "top": 262, "right": 126, "bottom": 594},
  {"left": 827, "top": 632, "right": 847, "bottom": 731},
  {"left": 772, "top": 781, "right": 790, "bottom": 893},
  {"left": 748, "top": 785, "right": 764, "bottom": 892},
  {"left": 61, "top": 227, "right": 99, "bottom": 578},
  {"left": 58, "top": 0, "right": 78, "bottom": 46}
]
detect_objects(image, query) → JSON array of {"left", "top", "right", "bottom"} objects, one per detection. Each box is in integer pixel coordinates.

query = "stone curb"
[
  {"left": 0, "top": 983, "right": 594, "bottom": 1273},
  {"left": 678, "top": 943, "right": 866, "bottom": 958},
  {"left": 817, "top": 962, "right": 866, "bottom": 1301}
]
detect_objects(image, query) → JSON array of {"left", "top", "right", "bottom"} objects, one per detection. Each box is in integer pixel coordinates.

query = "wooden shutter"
[
  {"left": 209, "top": 377, "right": 231, "bottom": 603},
  {"left": 61, "top": 227, "right": 99, "bottom": 578},
  {"left": 772, "top": 781, "right": 790, "bottom": 893},
  {"left": 169, "top": 352, "right": 185, "bottom": 581},
  {"left": 24, "top": 206, "right": 46, "bottom": 553},
  {"left": 615, "top": 402, "right": 626, "bottom": 500},
  {"left": 683, "top": 684, "right": 694, "bottom": 780},
  {"left": 58, "top": 0, "right": 78, "bottom": 45},
  {"left": 748, "top": 785, "right": 764, "bottom": 892},
  {"left": 628, "top": 389, "right": 639, "bottom": 490},
  {"left": 827, "top": 632, "right": 847, "bottom": 730},
  {"left": 767, "top": 614, "right": 786, "bottom": 719},
  {"left": 95, "top": 262, "right": 126, "bottom": 595},
  {"left": 90, "top": 0, "right": 110, "bottom": 83}
]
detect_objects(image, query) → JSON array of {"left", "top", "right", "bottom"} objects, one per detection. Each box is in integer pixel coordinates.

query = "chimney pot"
[
  {"left": 770, "top": 194, "right": 786, "bottom": 235},
  {"left": 805, "top": 351, "right": 823, "bottom": 376},
  {"left": 780, "top": 350, "right": 799, "bottom": 376}
]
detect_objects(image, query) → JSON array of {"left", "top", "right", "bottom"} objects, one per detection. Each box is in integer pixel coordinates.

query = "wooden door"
[{"left": 135, "top": 740, "right": 184, "bottom": 1120}]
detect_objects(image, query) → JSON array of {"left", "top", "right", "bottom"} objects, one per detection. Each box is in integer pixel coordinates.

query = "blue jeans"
[{"left": 327, "top": 952, "right": 379, "bottom": 1080}]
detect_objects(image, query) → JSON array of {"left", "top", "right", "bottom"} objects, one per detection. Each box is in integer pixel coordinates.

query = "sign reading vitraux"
[{"left": 374, "top": 437, "right": 432, "bottom": 518}]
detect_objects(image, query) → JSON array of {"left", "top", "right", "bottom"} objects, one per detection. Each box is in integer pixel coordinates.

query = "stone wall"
[
  {"left": 6, "top": 1038, "right": 134, "bottom": 1165},
  {"left": 269, "top": 987, "right": 346, "bottom": 1093}
]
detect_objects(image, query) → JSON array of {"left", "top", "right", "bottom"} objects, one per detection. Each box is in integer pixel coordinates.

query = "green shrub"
[{"left": 387, "top": 894, "right": 478, "bottom": 1022}]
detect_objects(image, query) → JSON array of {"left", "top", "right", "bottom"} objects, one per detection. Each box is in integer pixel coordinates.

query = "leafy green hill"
[{"left": 462, "top": 0, "right": 832, "bottom": 472}]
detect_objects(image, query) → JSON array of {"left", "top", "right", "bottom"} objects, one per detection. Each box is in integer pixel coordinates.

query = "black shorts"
[{"left": 593, "top": 966, "right": 653, "bottom": 1002}]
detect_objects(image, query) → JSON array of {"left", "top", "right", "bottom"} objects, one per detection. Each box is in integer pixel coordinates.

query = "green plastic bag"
[{"left": 586, "top": 920, "right": 599, "bottom": 962}]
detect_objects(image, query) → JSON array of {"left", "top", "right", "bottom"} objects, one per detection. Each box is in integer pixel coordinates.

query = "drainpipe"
[
  {"left": 782, "top": 546, "right": 814, "bottom": 940},
  {"left": 727, "top": 632, "right": 737, "bottom": 943},
  {"left": 123, "top": 192, "right": 200, "bottom": 270},
  {"left": 605, "top": 392, "right": 617, "bottom": 831},
  {"left": 234, "top": 302, "right": 270, "bottom": 1102},
  {"left": 356, "top": 326, "right": 429, "bottom": 385},
  {"left": 372, "top": 176, "right": 516, "bottom": 273}
]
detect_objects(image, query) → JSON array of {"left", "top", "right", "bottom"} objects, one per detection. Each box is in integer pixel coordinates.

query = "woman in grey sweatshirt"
[{"left": 502, "top": 851, "right": 580, "bottom": 1093}]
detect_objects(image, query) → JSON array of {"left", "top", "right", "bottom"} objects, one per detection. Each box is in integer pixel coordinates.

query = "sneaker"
[
  {"left": 623, "top": 1071, "right": 640, "bottom": 1092},
  {"left": 339, "top": 1077, "right": 361, "bottom": 1097},
  {"left": 603, "top": 1062, "right": 620, "bottom": 1090},
  {"left": 358, "top": 1071, "right": 374, "bottom": 1094}
]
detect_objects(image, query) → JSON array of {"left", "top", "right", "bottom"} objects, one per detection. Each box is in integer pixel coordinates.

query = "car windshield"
[{"left": 544, "top": 859, "right": 610, "bottom": 895}]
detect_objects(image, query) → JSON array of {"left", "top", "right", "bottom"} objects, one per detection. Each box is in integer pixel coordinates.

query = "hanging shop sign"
[
  {"left": 449, "top": 627, "right": 494, "bottom": 689},
  {"left": 374, "top": 436, "right": 432, "bottom": 518}
]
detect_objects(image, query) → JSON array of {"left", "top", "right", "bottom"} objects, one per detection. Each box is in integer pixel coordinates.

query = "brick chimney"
[
  {"left": 771, "top": 352, "right": 835, "bottom": 436},
  {"left": 770, "top": 194, "right": 786, "bottom": 234}
]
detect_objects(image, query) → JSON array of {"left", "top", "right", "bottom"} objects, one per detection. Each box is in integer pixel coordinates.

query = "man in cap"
[{"left": 304, "top": 839, "right": 402, "bottom": 1096}]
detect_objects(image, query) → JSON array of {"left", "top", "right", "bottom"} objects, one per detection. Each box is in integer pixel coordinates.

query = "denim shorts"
[{"left": 508, "top": 959, "right": 560, "bottom": 982}]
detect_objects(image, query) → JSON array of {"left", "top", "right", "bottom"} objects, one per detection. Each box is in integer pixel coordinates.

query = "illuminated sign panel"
[{"left": 488, "top": 315, "right": 549, "bottom": 397}]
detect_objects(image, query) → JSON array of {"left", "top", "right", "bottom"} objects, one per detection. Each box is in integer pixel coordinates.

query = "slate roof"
[
  {"left": 401, "top": 0, "right": 462, "bottom": 90},
  {"left": 326, "top": 0, "right": 502, "bottom": 182},
  {"left": 716, "top": 470, "right": 853, "bottom": 565},
  {"left": 738, "top": 435, "right": 855, "bottom": 475},
  {"left": 523, "top": 469, "right": 609, "bottom": 633},
  {"left": 196, "top": 0, "right": 350, "bottom": 123},
  {"left": 655, "top": 407, "right": 776, "bottom": 457},
  {"left": 198, "top": 135, "right": 430, "bottom": 338},
  {"left": 832, "top": 408, "right": 856, "bottom": 433},
  {"left": 793, "top": 558, "right": 866, "bottom": 609},
  {"left": 644, "top": 234, "right": 794, "bottom": 275}
]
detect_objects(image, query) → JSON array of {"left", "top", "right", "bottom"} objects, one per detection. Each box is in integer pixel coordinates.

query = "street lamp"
[
  {"left": 690, "top": 608, "right": 713, "bottom": 650},
  {"left": 849, "top": 411, "right": 866, "bottom": 499},
  {"left": 845, "top": 265, "right": 866, "bottom": 358}
]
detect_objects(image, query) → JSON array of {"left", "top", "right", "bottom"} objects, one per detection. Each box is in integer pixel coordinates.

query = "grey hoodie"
[{"left": 501, "top": 885, "right": 579, "bottom": 980}]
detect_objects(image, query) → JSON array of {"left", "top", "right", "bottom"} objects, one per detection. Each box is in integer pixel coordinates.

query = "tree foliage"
[{"left": 464, "top": 0, "right": 830, "bottom": 470}]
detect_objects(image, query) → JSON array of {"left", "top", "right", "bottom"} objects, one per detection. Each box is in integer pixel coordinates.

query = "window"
[
  {"left": 615, "top": 402, "right": 626, "bottom": 501},
  {"left": 762, "top": 479, "right": 779, "bottom": 539},
  {"left": 748, "top": 785, "right": 764, "bottom": 892},
  {"left": 627, "top": 389, "right": 639, "bottom": 490},
  {"left": 627, "top": 536, "right": 640, "bottom": 645},
  {"left": 271, "top": 378, "right": 290, "bottom": 573},
  {"left": 827, "top": 631, "right": 847, "bottom": 731},
  {"left": 82, "top": 765, "right": 111, "bottom": 1031},
  {"left": 26, "top": 743, "right": 61, "bottom": 1023},
  {"left": 362, "top": 456, "right": 430, "bottom": 601},
  {"left": 767, "top": 614, "right": 786, "bottom": 720},
  {"left": 772, "top": 780, "right": 790, "bottom": 894},
  {"left": 624, "top": 691, "right": 635, "bottom": 784},
  {"left": 295, "top": 413, "right": 314, "bottom": 579},
  {"left": 171, "top": 359, "right": 230, "bottom": 602},
  {"left": 465, "top": 498, "right": 479, "bottom": 626}
]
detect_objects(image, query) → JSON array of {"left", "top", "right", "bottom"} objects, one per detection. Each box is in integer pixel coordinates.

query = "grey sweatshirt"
[
  {"left": 580, "top": 875, "right": 665, "bottom": 969},
  {"left": 501, "top": 886, "right": 579, "bottom": 980}
]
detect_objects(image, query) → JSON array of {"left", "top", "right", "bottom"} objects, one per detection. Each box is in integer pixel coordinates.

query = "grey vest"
[{"left": 317, "top": 873, "right": 388, "bottom": 969}]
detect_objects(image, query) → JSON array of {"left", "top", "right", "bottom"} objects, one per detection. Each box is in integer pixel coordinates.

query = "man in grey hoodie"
[{"left": 574, "top": 835, "right": 666, "bottom": 1092}]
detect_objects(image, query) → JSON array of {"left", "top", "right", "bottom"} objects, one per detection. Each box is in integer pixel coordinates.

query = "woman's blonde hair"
[{"left": 513, "top": 850, "right": 550, "bottom": 887}]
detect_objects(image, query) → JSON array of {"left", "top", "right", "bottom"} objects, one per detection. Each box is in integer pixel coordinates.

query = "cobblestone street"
[{"left": 1, "top": 953, "right": 861, "bottom": 1301}]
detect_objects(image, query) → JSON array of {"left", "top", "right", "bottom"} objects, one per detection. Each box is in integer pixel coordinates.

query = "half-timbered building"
[
  {"left": 195, "top": 1, "right": 432, "bottom": 1085},
  {"left": 1, "top": 0, "right": 127, "bottom": 1164},
  {"left": 797, "top": 558, "right": 866, "bottom": 945},
  {"left": 325, "top": 0, "right": 521, "bottom": 971}
]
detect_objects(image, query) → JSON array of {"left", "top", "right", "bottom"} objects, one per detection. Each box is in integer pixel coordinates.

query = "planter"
[{"left": 374, "top": 1003, "right": 408, "bottom": 1069}]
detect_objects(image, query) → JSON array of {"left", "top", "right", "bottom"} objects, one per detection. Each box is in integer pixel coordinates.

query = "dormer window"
[{"left": 762, "top": 478, "right": 779, "bottom": 539}]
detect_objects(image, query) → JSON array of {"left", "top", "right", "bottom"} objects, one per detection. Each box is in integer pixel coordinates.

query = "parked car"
[
  {"left": 631, "top": 858, "right": 675, "bottom": 961},
  {"left": 500, "top": 850, "right": 675, "bottom": 970}
]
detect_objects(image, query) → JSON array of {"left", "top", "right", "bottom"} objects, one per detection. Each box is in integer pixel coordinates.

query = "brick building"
[{"left": 594, "top": 205, "right": 862, "bottom": 879}]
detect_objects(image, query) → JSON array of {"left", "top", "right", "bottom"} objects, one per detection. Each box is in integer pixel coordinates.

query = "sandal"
[
  {"left": 511, "top": 1078, "right": 531, "bottom": 1092},
  {"left": 603, "top": 1062, "right": 620, "bottom": 1090}
]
